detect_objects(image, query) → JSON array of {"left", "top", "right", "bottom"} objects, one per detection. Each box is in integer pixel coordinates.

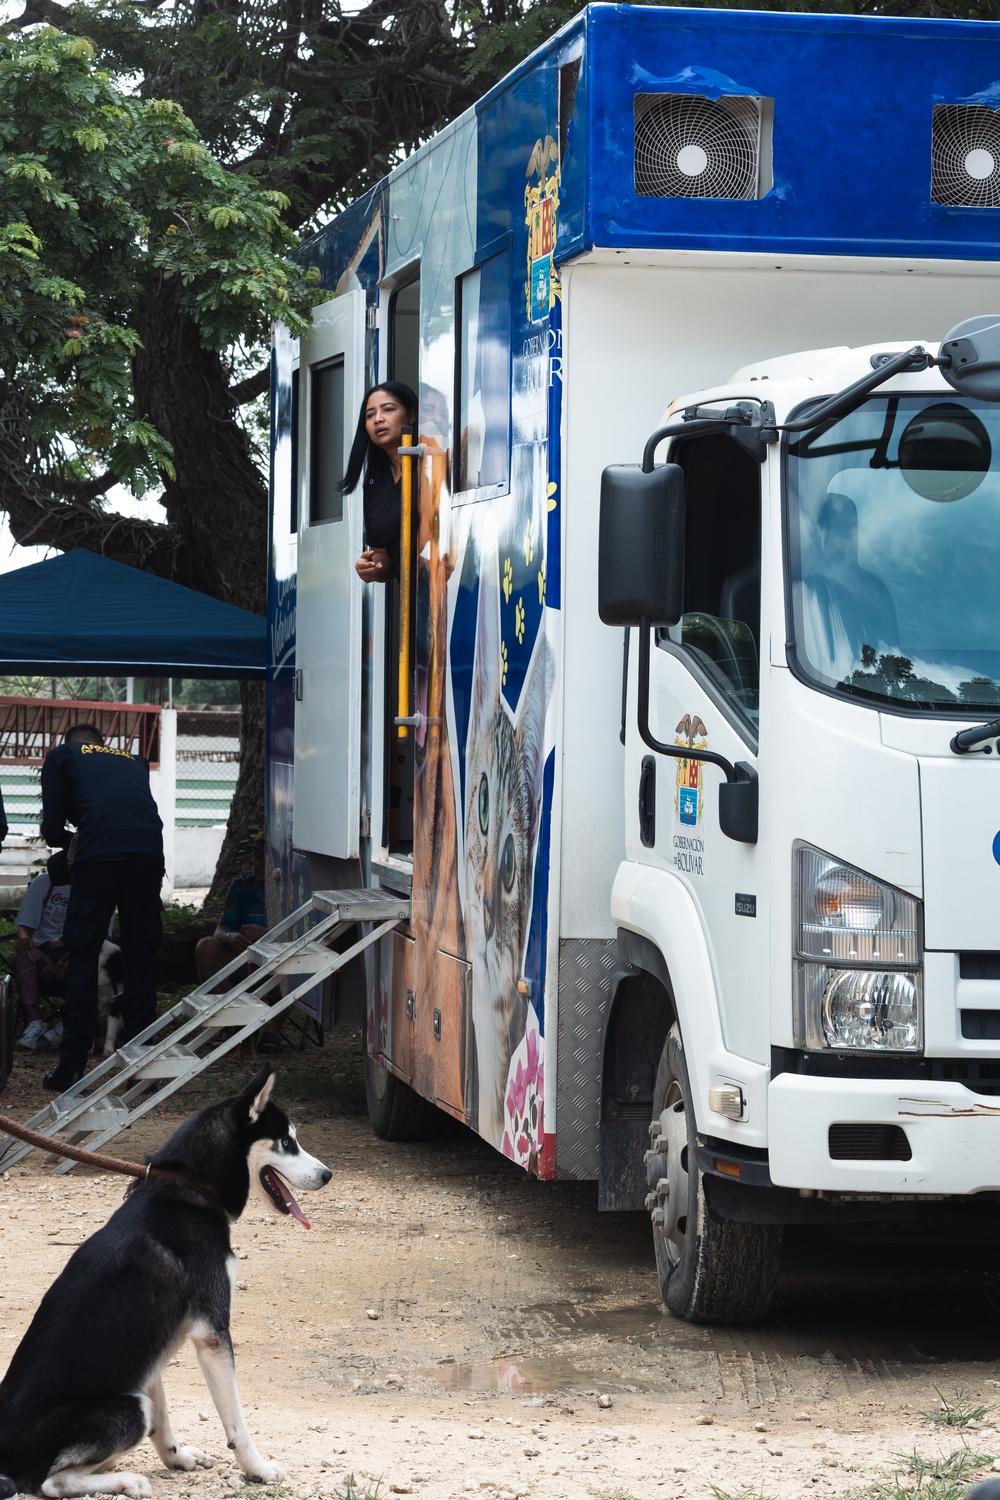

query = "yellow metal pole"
[{"left": 397, "top": 426, "right": 414, "bottom": 740}]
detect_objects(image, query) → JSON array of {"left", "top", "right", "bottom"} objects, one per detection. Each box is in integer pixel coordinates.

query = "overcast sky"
[{"left": 0, "top": 492, "right": 168, "bottom": 575}]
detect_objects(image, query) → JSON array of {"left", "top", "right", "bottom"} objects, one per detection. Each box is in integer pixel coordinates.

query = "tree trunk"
[
  {"left": 203, "top": 678, "right": 265, "bottom": 914},
  {"left": 132, "top": 279, "right": 266, "bottom": 614}
]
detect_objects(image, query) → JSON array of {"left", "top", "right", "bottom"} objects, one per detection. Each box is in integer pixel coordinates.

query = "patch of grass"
[
  {"left": 333, "top": 1478, "right": 381, "bottom": 1500},
  {"left": 919, "top": 1389, "right": 993, "bottom": 1427},
  {"left": 710, "top": 1489, "right": 779, "bottom": 1500},
  {"left": 846, "top": 1444, "right": 997, "bottom": 1500},
  {"left": 900, "top": 1447, "right": 996, "bottom": 1485},
  {"left": 588, "top": 1488, "right": 643, "bottom": 1500},
  {"left": 161, "top": 900, "right": 203, "bottom": 924}
]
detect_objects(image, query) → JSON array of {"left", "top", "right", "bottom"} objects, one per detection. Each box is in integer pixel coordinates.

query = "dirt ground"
[{"left": 4, "top": 1035, "right": 1000, "bottom": 1500}]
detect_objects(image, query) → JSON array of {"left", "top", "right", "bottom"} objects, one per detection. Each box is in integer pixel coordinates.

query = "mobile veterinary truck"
[{"left": 268, "top": 4, "right": 1000, "bottom": 1321}]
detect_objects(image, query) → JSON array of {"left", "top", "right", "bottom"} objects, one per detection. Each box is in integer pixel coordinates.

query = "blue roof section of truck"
[{"left": 584, "top": 5, "right": 1000, "bottom": 260}]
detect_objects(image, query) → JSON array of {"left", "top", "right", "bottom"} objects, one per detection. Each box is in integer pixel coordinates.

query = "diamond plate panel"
[{"left": 555, "top": 937, "right": 619, "bottom": 1181}]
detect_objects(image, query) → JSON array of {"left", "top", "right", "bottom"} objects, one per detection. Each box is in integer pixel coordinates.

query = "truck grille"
[
  {"left": 959, "top": 952, "right": 1000, "bottom": 980},
  {"left": 961, "top": 1012, "right": 1000, "bottom": 1041},
  {"left": 828, "top": 1123, "right": 912, "bottom": 1161}
]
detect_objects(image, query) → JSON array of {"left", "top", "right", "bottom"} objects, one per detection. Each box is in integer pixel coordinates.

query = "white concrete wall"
[
  {"left": 149, "top": 707, "right": 176, "bottom": 898},
  {"left": 174, "top": 826, "right": 226, "bottom": 889}
]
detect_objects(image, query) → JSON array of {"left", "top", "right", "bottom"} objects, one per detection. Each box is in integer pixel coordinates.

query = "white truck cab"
[{"left": 599, "top": 323, "right": 1000, "bottom": 1317}]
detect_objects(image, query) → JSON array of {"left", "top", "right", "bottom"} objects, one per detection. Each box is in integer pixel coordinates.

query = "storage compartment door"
[{"left": 293, "top": 290, "right": 366, "bottom": 857}]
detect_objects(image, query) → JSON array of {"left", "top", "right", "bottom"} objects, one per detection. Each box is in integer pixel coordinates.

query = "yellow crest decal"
[{"left": 524, "top": 135, "right": 559, "bottom": 323}]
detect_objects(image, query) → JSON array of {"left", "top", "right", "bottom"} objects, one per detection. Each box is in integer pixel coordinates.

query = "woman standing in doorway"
[{"left": 341, "top": 381, "right": 418, "bottom": 583}]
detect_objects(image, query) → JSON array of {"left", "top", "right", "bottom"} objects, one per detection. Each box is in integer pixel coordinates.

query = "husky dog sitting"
[{"left": 0, "top": 1065, "right": 330, "bottom": 1499}]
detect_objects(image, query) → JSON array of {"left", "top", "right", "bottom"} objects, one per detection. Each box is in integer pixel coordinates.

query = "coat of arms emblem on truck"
[{"left": 674, "top": 714, "right": 707, "bottom": 827}]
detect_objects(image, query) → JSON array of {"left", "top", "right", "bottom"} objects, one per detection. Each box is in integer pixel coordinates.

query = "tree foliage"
[
  {"left": 0, "top": 27, "right": 326, "bottom": 902},
  {"left": 0, "top": 28, "right": 318, "bottom": 544}
]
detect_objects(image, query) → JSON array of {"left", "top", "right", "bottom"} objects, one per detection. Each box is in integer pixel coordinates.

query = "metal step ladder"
[{"left": 0, "top": 887, "right": 409, "bottom": 1175}]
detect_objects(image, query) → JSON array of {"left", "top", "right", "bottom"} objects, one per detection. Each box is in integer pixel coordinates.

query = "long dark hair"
[{"left": 339, "top": 381, "right": 418, "bottom": 494}]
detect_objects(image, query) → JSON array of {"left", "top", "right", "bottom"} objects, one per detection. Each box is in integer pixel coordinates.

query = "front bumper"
[{"left": 769, "top": 1073, "right": 1000, "bottom": 1193}]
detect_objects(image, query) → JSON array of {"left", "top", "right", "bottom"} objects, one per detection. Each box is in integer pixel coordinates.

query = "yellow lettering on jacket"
[{"left": 80, "top": 744, "right": 135, "bottom": 759}]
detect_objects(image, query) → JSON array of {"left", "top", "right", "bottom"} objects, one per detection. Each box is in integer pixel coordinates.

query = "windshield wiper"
[{"left": 951, "top": 717, "right": 1000, "bottom": 754}]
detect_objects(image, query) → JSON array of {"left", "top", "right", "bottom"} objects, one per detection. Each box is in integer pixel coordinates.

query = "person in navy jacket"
[{"left": 40, "top": 722, "right": 164, "bottom": 1091}]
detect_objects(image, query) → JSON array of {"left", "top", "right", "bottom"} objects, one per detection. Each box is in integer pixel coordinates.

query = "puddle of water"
[
  {"left": 513, "top": 1300, "right": 669, "bottom": 1341},
  {"left": 412, "top": 1356, "right": 641, "bottom": 1395},
  {"left": 509, "top": 1298, "right": 983, "bottom": 1368},
  {"left": 512, "top": 1300, "right": 721, "bottom": 1358}
]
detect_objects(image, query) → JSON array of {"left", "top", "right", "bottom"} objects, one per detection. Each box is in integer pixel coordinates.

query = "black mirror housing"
[
  {"left": 940, "top": 315, "right": 1000, "bottom": 402},
  {"left": 719, "top": 761, "right": 758, "bottom": 844},
  {"left": 598, "top": 463, "right": 685, "bottom": 627}
]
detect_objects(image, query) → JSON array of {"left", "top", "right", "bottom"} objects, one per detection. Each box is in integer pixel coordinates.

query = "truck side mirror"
[
  {"left": 598, "top": 463, "right": 685, "bottom": 627},
  {"left": 939, "top": 315, "right": 1000, "bottom": 402}
]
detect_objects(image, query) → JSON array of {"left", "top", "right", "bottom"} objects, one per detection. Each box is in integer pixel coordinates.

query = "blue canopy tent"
[{"left": 0, "top": 550, "right": 265, "bottom": 678}]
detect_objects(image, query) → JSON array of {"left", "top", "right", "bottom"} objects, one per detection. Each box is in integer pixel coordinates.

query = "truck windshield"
[{"left": 786, "top": 394, "right": 1000, "bottom": 713}]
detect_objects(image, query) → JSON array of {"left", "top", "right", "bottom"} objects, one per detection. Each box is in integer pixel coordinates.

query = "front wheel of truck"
[{"left": 647, "top": 1025, "right": 782, "bottom": 1323}]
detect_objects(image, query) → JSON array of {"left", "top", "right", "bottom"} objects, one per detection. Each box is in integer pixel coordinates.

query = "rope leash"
[{"left": 0, "top": 1111, "right": 228, "bottom": 1213}]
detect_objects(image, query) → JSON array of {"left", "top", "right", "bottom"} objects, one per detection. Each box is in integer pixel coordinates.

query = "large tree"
[{"left": 0, "top": 27, "right": 319, "bottom": 900}]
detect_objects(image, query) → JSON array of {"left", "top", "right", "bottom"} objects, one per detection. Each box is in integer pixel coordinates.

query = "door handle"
[{"left": 638, "top": 755, "right": 656, "bottom": 847}]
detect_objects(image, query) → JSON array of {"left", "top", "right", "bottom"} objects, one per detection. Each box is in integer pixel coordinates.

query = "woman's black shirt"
[{"left": 364, "top": 465, "right": 401, "bottom": 577}]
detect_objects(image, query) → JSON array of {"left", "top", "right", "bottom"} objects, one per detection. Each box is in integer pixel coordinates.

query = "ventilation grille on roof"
[
  {"left": 634, "top": 93, "right": 772, "bottom": 201},
  {"left": 932, "top": 104, "right": 1000, "bottom": 208}
]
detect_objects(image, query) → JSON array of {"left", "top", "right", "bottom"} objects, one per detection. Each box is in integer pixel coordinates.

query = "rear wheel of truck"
[
  {"left": 646, "top": 1025, "right": 782, "bottom": 1323},
  {"left": 363, "top": 1046, "right": 451, "bottom": 1141}
]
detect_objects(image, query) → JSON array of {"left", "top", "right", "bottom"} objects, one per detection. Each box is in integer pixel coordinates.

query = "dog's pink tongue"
[{"left": 271, "top": 1169, "right": 311, "bottom": 1229}]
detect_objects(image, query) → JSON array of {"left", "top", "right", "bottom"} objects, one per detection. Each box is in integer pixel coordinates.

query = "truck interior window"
[
  {"left": 309, "top": 358, "right": 345, "bottom": 525},
  {"left": 390, "top": 279, "right": 419, "bottom": 394},
  {"left": 559, "top": 57, "right": 581, "bottom": 165},
  {"left": 661, "top": 433, "right": 761, "bottom": 730},
  {"left": 456, "top": 252, "right": 511, "bottom": 495}
]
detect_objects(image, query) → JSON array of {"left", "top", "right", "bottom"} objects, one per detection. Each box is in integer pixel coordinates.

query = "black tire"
[
  {"left": 646, "top": 1024, "right": 782, "bottom": 1323},
  {"left": 363, "top": 1045, "right": 451, "bottom": 1141}
]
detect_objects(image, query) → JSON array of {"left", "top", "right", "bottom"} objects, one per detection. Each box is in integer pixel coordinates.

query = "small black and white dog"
[{"left": 0, "top": 1065, "right": 331, "bottom": 1499}]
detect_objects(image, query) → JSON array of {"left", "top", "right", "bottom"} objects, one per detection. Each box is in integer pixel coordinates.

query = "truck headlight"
[{"left": 793, "top": 845, "right": 922, "bottom": 1052}]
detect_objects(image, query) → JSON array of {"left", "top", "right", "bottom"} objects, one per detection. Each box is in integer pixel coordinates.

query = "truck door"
[
  {"left": 293, "top": 290, "right": 366, "bottom": 858},
  {"left": 370, "top": 276, "right": 420, "bottom": 863},
  {"left": 644, "top": 431, "right": 768, "bottom": 1065}
]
